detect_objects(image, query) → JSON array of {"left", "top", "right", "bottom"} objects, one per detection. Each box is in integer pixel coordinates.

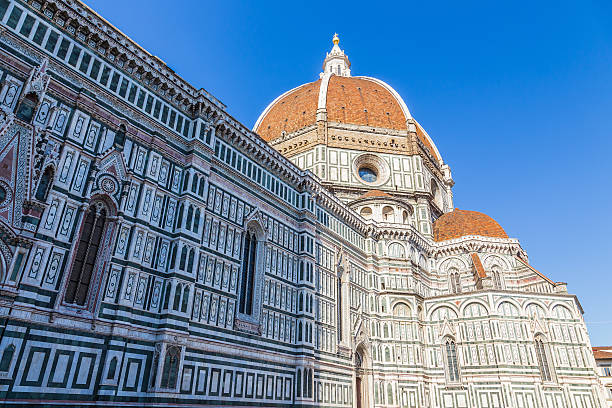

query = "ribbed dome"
[
  {"left": 253, "top": 75, "right": 441, "bottom": 161},
  {"left": 433, "top": 209, "right": 508, "bottom": 242}
]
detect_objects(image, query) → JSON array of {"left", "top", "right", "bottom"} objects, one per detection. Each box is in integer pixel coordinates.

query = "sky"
[{"left": 85, "top": 0, "right": 612, "bottom": 345}]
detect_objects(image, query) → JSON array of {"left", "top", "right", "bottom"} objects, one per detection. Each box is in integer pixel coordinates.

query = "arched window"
[
  {"left": 65, "top": 203, "right": 108, "bottom": 306},
  {"left": 163, "top": 282, "right": 172, "bottom": 310},
  {"left": 296, "top": 369, "right": 302, "bottom": 397},
  {"left": 181, "top": 286, "right": 190, "bottom": 313},
  {"left": 187, "top": 249, "right": 195, "bottom": 273},
  {"left": 193, "top": 209, "right": 200, "bottom": 232},
  {"left": 176, "top": 203, "right": 184, "bottom": 229},
  {"left": 107, "top": 356, "right": 118, "bottom": 380},
  {"left": 382, "top": 206, "right": 394, "bottom": 222},
  {"left": 16, "top": 92, "right": 38, "bottom": 123},
  {"left": 185, "top": 205, "right": 193, "bottom": 230},
  {"left": 0, "top": 344, "right": 15, "bottom": 372},
  {"left": 387, "top": 383, "right": 394, "bottom": 405},
  {"left": 173, "top": 284, "right": 181, "bottom": 310},
  {"left": 182, "top": 173, "right": 190, "bottom": 192},
  {"left": 298, "top": 293, "right": 303, "bottom": 311},
  {"left": 169, "top": 245, "right": 177, "bottom": 270},
  {"left": 402, "top": 210, "right": 409, "bottom": 224},
  {"left": 388, "top": 243, "right": 405, "bottom": 258},
  {"left": 35, "top": 167, "right": 53, "bottom": 202},
  {"left": 160, "top": 346, "right": 180, "bottom": 389},
  {"left": 191, "top": 176, "right": 198, "bottom": 193},
  {"left": 298, "top": 322, "right": 303, "bottom": 341},
  {"left": 385, "top": 347, "right": 391, "bottom": 362},
  {"left": 492, "top": 267, "right": 503, "bottom": 289},
  {"left": 445, "top": 338, "right": 460, "bottom": 382},
  {"left": 307, "top": 368, "right": 313, "bottom": 398},
  {"left": 198, "top": 178, "right": 205, "bottom": 196},
  {"left": 393, "top": 303, "right": 410, "bottom": 317},
  {"left": 535, "top": 336, "right": 553, "bottom": 382},
  {"left": 360, "top": 207, "right": 372, "bottom": 219},
  {"left": 449, "top": 270, "right": 461, "bottom": 294},
  {"left": 239, "top": 228, "right": 258, "bottom": 315},
  {"left": 179, "top": 247, "right": 187, "bottom": 270}
]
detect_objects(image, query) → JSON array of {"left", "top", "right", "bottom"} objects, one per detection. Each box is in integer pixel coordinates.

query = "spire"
[{"left": 320, "top": 33, "right": 351, "bottom": 78}]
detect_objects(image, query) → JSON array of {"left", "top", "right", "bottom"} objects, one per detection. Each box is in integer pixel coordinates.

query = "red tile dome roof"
[
  {"left": 253, "top": 75, "right": 440, "bottom": 161},
  {"left": 433, "top": 209, "right": 508, "bottom": 242}
]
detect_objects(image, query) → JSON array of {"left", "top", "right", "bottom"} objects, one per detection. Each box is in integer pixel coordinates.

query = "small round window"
[
  {"left": 0, "top": 186, "right": 6, "bottom": 204},
  {"left": 358, "top": 167, "right": 378, "bottom": 183}
]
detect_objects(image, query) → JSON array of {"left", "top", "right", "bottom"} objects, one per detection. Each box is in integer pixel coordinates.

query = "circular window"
[
  {"left": 0, "top": 187, "right": 6, "bottom": 203},
  {"left": 358, "top": 167, "right": 378, "bottom": 183},
  {"left": 352, "top": 154, "right": 390, "bottom": 187}
]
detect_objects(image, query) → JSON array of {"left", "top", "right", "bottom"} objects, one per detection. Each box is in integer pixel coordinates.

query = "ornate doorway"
[{"left": 355, "top": 349, "right": 368, "bottom": 408}]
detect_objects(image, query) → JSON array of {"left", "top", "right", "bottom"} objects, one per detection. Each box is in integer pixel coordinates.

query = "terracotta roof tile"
[
  {"left": 433, "top": 209, "right": 508, "bottom": 242},
  {"left": 254, "top": 76, "right": 440, "bottom": 161},
  {"left": 327, "top": 76, "right": 406, "bottom": 130},
  {"left": 471, "top": 253, "right": 487, "bottom": 278},
  {"left": 593, "top": 347, "right": 612, "bottom": 360},
  {"left": 256, "top": 80, "right": 321, "bottom": 142}
]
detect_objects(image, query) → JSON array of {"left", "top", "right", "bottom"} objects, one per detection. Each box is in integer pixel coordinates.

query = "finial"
[{"left": 333, "top": 33, "right": 339, "bottom": 46}]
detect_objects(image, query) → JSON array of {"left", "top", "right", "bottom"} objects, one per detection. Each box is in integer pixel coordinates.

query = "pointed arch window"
[
  {"left": 492, "top": 267, "right": 503, "bottom": 290},
  {"left": 182, "top": 173, "right": 190, "bottom": 192},
  {"left": 535, "top": 336, "right": 553, "bottom": 382},
  {"left": 296, "top": 369, "right": 302, "bottom": 397},
  {"left": 107, "top": 356, "right": 118, "bottom": 380},
  {"left": 179, "top": 247, "right": 187, "bottom": 270},
  {"left": 162, "top": 282, "right": 172, "bottom": 310},
  {"left": 35, "top": 167, "right": 53, "bottom": 202},
  {"left": 181, "top": 286, "right": 190, "bottom": 313},
  {"left": 198, "top": 178, "right": 205, "bottom": 196},
  {"left": 449, "top": 270, "right": 461, "bottom": 294},
  {"left": 191, "top": 176, "right": 198, "bottom": 193},
  {"left": 187, "top": 249, "right": 195, "bottom": 273},
  {"left": 173, "top": 284, "right": 182, "bottom": 310},
  {"left": 176, "top": 203, "right": 184, "bottom": 229},
  {"left": 16, "top": 92, "right": 38, "bottom": 123},
  {"left": 193, "top": 209, "right": 200, "bottom": 232},
  {"left": 186, "top": 205, "right": 193, "bottom": 230},
  {"left": 0, "top": 344, "right": 15, "bottom": 372},
  {"left": 445, "top": 338, "right": 460, "bottom": 382},
  {"left": 65, "top": 203, "right": 108, "bottom": 306},
  {"left": 239, "top": 228, "right": 258, "bottom": 315},
  {"left": 160, "top": 346, "right": 181, "bottom": 389}
]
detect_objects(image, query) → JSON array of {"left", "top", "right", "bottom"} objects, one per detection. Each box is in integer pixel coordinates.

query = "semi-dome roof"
[
  {"left": 433, "top": 209, "right": 508, "bottom": 242},
  {"left": 253, "top": 35, "right": 442, "bottom": 162}
]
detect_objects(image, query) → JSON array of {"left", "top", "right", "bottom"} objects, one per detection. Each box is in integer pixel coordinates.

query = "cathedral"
[{"left": 0, "top": 0, "right": 606, "bottom": 407}]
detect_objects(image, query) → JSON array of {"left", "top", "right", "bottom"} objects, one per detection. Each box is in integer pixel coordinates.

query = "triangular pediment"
[
  {"left": 440, "top": 317, "right": 456, "bottom": 339},
  {"left": 243, "top": 207, "right": 268, "bottom": 238},
  {"left": 98, "top": 149, "right": 128, "bottom": 181}
]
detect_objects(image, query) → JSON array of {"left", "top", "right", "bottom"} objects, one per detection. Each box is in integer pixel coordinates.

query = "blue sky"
[{"left": 86, "top": 0, "right": 612, "bottom": 345}]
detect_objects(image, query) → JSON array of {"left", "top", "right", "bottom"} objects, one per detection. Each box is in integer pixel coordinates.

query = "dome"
[
  {"left": 254, "top": 76, "right": 440, "bottom": 161},
  {"left": 253, "top": 35, "right": 442, "bottom": 163},
  {"left": 433, "top": 209, "right": 508, "bottom": 242}
]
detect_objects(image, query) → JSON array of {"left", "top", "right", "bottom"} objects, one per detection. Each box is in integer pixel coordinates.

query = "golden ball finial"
[{"left": 333, "top": 33, "right": 340, "bottom": 45}]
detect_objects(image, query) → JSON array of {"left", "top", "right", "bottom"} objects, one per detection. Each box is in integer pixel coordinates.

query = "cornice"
[
  {"left": 431, "top": 235, "right": 527, "bottom": 259},
  {"left": 41, "top": 0, "right": 224, "bottom": 111}
]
